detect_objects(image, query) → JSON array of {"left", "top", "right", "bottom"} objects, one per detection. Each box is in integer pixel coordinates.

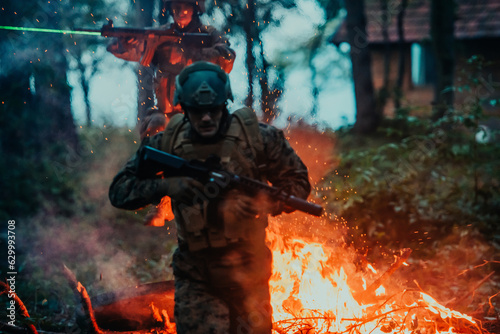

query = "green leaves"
[{"left": 320, "top": 98, "right": 500, "bottom": 250}]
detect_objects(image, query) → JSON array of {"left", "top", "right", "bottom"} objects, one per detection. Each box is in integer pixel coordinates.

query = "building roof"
[{"left": 330, "top": 0, "right": 500, "bottom": 45}]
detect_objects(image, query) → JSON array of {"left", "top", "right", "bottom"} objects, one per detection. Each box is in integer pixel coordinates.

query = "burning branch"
[
  {"left": 0, "top": 280, "right": 38, "bottom": 334},
  {"left": 488, "top": 291, "right": 500, "bottom": 318},
  {"left": 273, "top": 292, "right": 486, "bottom": 334},
  {"left": 149, "top": 302, "right": 176, "bottom": 333},
  {"left": 62, "top": 265, "right": 102, "bottom": 334},
  {"left": 356, "top": 248, "right": 412, "bottom": 302}
]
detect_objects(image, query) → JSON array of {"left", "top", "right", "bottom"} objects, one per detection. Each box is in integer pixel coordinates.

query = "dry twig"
[
  {"left": 271, "top": 290, "right": 485, "bottom": 334},
  {"left": 447, "top": 271, "right": 495, "bottom": 309},
  {"left": 0, "top": 280, "right": 38, "bottom": 334},
  {"left": 62, "top": 265, "right": 102, "bottom": 334}
]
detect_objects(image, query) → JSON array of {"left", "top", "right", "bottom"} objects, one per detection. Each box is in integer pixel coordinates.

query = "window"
[{"left": 411, "top": 43, "right": 436, "bottom": 86}]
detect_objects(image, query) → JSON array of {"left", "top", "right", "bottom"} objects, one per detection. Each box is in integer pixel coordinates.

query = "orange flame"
[{"left": 267, "top": 219, "right": 483, "bottom": 334}]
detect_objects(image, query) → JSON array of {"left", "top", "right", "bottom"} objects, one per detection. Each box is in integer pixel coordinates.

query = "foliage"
[{"left": 321, "top": 57, "right": 500, "bottom": 253}]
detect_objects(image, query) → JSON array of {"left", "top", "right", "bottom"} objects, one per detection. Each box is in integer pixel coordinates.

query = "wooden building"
[{"left": 330, "top": 0, "right": 500, "bottom": 118}]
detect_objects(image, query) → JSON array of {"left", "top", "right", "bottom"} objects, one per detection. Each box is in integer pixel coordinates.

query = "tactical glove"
[
  {"left": 139, "top": 108, "right": 167, "bottom": 139},
  {"left": 219, "top": 190, "right": 293, "bottom": 221},
  {"left": 219, "top": 190, "right": 260, "bottom": 222},
  {"left": 157, "top": 177, "right": 204, "bottom": 204}
]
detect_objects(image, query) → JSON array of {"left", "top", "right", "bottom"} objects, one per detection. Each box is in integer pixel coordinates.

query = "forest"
[{"left": 0, "top": 0, "right": 499, "bottom": 333}]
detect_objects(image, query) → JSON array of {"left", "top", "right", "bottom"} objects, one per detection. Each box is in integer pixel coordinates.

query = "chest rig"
[{"left": 160, "top": 107, "right": 267, "bottom": 251}]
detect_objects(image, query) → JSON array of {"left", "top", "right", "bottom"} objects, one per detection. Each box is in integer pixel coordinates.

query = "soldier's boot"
[{"left": 144, "top": 196, "right": 175, "bottom": 226}]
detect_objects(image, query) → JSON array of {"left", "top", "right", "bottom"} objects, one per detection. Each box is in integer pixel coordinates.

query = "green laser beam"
[{"left": 0, "top": 25, "right": 101, "bottom": 36}]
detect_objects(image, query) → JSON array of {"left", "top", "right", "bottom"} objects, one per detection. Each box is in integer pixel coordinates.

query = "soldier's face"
[
  {"left": 187, "top": 107, "right": 224, "bottom": 138},
  {"left": 171, "top": 3, "right": 194, "bottom": 28}
]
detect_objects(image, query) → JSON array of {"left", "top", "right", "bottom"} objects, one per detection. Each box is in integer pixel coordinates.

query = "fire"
[{"left": 266, "top": 219, "right": 484, "bottom": 334}]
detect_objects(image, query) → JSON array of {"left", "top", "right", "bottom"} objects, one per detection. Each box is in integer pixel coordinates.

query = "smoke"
[
  {"left": 282, "top": 119, "right": 338, "bottom": 187},
  {"left": 13, "top": 126, "right": 176, "bottom": 318}
]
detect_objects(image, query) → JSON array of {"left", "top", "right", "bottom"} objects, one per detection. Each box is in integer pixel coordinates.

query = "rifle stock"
[{"left": 139, "top": 146, "right": 323, "bottom": 217}]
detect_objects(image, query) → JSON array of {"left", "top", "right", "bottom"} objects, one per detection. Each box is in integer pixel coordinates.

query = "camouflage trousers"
[{"left": 172, "top": 246, "right": 273, "bottom": 334}]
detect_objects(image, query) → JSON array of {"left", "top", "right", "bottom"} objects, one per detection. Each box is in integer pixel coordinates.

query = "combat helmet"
[
  {"left": 173, "top": 61, "right": 233, "bottom": 109},
  {"left": 164, "top": 0, "right": 206, "bottom": 14}
]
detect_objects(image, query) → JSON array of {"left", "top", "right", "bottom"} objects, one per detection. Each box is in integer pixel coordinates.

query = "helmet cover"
[{"left": 174, "top": 61, "right": 233, "bottom": 108}]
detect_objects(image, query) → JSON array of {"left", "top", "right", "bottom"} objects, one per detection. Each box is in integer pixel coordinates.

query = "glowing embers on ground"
[{"left": 266, "top": 226, "right": 483, "bottom": 334}]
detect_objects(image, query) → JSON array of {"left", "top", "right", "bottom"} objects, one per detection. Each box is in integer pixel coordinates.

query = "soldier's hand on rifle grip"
[
  {"left": 140, "top": 108, "right": 168, "bottom": 140},
  {"left": 157, "top": 177, "right": 204, "bottom": 204},
  {"left": 219, "top": 190, "right": 259, "bottom": 222},
  {"left": 122, "top": 37, "right": 140, "bottom": 46},
  {"left": 170, "top": 46, "right": 184, "bottom": 64},
  {"left": 107, "top": 37, "right": 142, "bottom": 55}
]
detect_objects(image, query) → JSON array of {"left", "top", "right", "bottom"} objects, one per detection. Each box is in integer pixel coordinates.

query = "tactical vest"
[{"left": 160, "top": 107, "right": 267, "bottom": 252}]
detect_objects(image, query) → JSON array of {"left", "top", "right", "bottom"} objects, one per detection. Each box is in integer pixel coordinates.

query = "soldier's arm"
[
  {"left": 106, "top": 37, "right": 145, "bottom": 62},
  {"left": 109, "top": 134, "right": 168, "bottom": 210},
  {"left": 193, "top": 26, "right": 236, "bottom": 73},
  {"left": 260, "top": 124, "right": 312, "bottom": 201}
]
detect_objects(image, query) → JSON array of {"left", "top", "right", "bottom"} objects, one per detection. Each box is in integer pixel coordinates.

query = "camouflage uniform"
[
  {"left": 110, "top": 117, "right": 310, "bottom": 333},
  {"left": 109, "top": 66, "right": 310, "bottom": 333},
  {"left": 107, "top": 16, "right": 235, "bottom": 137}
]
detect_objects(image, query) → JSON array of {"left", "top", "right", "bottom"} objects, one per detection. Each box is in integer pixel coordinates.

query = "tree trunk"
[
  {"left": 381, "top": 0, "right": 391, "bottom": 89},
  {"left": 35, "top": 39, "right": 79, "bottom": 150},
  {"left": 259, "top": 41, "right": 283, "bottom": 124},
  {"left": 243, "top": 0, "right": 257, "bottom": 108},
  {"left": 258, "top": 41, "right": 272, "bottom": 123},
  {"left": 378, "top": 0, "right": 391, "bottom": 116},
  {"left": 430, "top": 0, "right": 456, "bottom": 120},
  {"left": 345, "top": 0, "right": 379, "bottom": 133},
  {"left": 308, "top": 35, "right": 322, "bottom": 118},
  {"left": 394, "top": 0, "right": 408, "bottom": 110},
  {"left": 135, "top": 0, "right": 155, "bottom": 122},
  {"left": 76, "top": 58, "right": 93, "bottom": 127}
]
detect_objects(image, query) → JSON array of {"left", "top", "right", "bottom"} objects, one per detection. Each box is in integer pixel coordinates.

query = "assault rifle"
[
  {"left": 77, "top": 20, "right": 212, "bottom": 65},
  {"left": 138, "top": 146, "right": 323, "bottom": 217},
  {"left": 77, "top": 20, "right": 211, "bottom": 45}
]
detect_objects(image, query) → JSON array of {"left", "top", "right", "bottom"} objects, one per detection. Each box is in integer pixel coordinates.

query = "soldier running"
[{"left": 109, "top": 61, "right": 311, "bottom": 333}]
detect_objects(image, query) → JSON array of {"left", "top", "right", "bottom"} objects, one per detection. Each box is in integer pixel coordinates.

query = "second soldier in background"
[
  {"left": 108, "top": 0, "right": 236, "bottom": 226},
  {"left": 107, "top": 0, "right": 236, "bottom": 138}
]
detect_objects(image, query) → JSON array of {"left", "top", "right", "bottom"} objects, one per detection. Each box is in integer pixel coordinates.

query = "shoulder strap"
[
  {"left": 231, "top": 107, "right": 266, "bottom": 173},
  {"left": 160, "top": 114, "right": 187, "bottom": 153}
]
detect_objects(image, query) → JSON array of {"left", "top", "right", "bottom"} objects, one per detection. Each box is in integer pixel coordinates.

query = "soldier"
[
  {"left": 109, "top": 61, "right": 311, "bottom": 333},
  {"left": 107, "top": 0, "right": 236, "bottom": 138}
]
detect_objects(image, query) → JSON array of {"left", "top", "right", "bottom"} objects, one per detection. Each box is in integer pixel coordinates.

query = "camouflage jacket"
[
  {"left": 110, "top": 112, "right": 311, "bottom": 286},
  {"left": 109, "top": 116, "right": 311, "bottom": 214}
]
